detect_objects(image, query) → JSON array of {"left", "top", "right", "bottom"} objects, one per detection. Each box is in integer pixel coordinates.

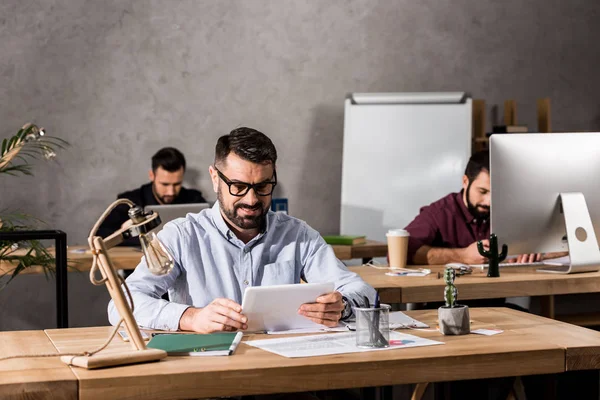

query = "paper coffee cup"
[{"left": 386, "top": 229, "right": 410, "bottom": 269}]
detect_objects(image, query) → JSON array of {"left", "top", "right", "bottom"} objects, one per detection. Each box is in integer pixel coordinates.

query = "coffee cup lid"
[{"left": 386, "top": 229, "right": 410, "bottom": 237}]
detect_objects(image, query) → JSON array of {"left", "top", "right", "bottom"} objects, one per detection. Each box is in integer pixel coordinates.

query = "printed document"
[{"left": 245, "top": 331, "right": 443, "bottom": 358}]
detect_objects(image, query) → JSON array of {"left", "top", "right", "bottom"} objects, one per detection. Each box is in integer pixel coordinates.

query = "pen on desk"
[{"left": 228, "top": 331, "right": 244, "bottom": 355}]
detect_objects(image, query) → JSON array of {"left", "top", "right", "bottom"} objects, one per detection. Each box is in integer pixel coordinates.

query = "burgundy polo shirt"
[{"left": 404, "top": 191, "right": 490, "bottom": 264}]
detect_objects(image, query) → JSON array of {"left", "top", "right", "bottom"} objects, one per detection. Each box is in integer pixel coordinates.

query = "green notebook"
[
  {"left": 322, "top": 235, "right": 366, "bottom": 245},
  {"left": 147, "top": 331, "right": 243, "bottom": 356}
]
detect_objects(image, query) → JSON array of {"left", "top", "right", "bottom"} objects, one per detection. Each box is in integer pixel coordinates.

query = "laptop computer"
[{"left": 144, "top": 203, "right": 210, "bottom": 232}]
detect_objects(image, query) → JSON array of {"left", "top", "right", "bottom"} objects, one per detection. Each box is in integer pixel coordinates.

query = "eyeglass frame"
[{"left": 213, "top": 165, "right": 277, "bottom": 197}]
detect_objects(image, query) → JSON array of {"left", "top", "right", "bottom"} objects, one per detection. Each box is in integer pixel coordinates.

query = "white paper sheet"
[
  {"left": 385, "top": 270, "right": 431, "bottom": 277},
  {"left": 245, "top": 331, "right": 443, "bottom": 358},
  {"left": 542, "top": 255, "right": 570, "bottom": 265},
  {"left": 266, "top": 326, "right": 348, "bottom": 335},
  {"left": 345, "top": 311, "right": 429, "bottom": 331}
]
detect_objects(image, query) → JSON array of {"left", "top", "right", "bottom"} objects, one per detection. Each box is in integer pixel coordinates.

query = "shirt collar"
[{"left": 211, "top": 201, "right": 272, "bottom": 241}]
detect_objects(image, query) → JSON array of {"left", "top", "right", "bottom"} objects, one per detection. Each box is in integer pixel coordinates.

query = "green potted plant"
[
  {"left": 438, "top": 266, "right": 470, "bottom": 335},
  {"left": 0, "top": 123, "right": 68, "bottom": 289}
]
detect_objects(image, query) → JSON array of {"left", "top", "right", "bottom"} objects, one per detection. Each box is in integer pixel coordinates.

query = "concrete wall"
[{"left": 1, "top": 0, "right": 599, "bottom": 330}]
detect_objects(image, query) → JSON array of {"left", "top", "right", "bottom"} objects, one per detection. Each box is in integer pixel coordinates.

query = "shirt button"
[
  {"left": 243, "top": 248, "right": 250, "bottom": 254},
  {"left": 243, "top": 280, "right": 249, "bottom": 286}
]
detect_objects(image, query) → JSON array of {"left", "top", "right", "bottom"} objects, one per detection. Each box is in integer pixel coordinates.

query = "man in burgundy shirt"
[{"left": 405, "top": 151, "right": 540, "bottom": 265}]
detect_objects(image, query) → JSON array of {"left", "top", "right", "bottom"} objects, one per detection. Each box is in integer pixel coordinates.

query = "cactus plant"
[
  {"left": 439, "top": 265, "right": 470, "bottom": 335},
  {"left": 443, "top": 266, "right": 458, "bottom": 308},
  {"left": 477, "top": 233, "right": 508, "bottom": 278}
]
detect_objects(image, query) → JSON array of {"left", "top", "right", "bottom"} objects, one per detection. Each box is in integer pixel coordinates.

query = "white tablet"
[{"left": 241, "top": 282, "right": 335, "bottom": 333}]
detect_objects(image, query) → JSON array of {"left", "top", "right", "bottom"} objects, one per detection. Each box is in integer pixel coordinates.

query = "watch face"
[{"left": 341, "top": 298, "right": 351, "bottom": 319}]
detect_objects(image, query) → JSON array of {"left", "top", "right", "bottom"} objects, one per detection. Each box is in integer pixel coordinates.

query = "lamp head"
[
  {"left": 124, "top": 206, "right": 174, "bottom": 276},
  {"left": 122, "top": 206, "right": 162, "bottom": 240}
]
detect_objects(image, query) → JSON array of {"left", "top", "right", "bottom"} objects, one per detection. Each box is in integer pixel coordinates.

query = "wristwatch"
[{"left": 341, "top": 296, "right": 353, "bottom": 321}]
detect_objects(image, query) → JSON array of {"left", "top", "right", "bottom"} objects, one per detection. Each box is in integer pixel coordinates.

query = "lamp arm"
[
  {"left": 89, "top": 198, "right": 136, "bottom": 240},
  {"left": 88, "top": 199, "right": 161, "bottom": 251}
]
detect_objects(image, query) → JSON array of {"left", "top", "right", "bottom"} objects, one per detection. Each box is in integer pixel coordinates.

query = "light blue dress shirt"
[{"left": 108, "top": 202, "right": 376, "bottom": 331}]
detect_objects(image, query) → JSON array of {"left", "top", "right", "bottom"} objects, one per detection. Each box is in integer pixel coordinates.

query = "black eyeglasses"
[{"left": 214, "top": 166, "right": 277, "bottom": 197}]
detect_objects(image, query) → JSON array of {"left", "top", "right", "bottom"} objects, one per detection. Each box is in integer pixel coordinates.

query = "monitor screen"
[{"left": 490, "top": 132, "right": 600, "bottom": 259}]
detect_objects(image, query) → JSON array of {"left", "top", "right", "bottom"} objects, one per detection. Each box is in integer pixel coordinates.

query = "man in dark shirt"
[
  {"left": 98, "top": 147, "right": 206, "bottom": 246},
  {"left": 405, "top": 150, "right": 540, "bottom": 265}
]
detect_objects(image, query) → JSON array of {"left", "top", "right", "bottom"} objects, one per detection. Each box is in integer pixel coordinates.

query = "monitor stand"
[{"left": 538, "top": 192, "right": 600, "bottom": 274}]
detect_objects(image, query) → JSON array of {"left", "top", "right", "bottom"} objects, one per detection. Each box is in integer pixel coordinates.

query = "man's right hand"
[
  {"left": 460, "top": 240, "right": 489, "bottom": 265},
  {"left": 178, "top": 298, "right": 247, "bottom": 333}
]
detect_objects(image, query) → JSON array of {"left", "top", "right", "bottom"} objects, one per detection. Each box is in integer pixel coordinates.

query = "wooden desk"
[
  {"left": 0, "top": 330, "right": 77, "bottom": 400},
  {"left": 38, "top": 308, "right": 573, "bottom": 400},
  {"left": 0, "top": 241, "right": 388, "bottom": 276},
  {"left": 330, "top": 240, "right": 388, "bottom": 263},
  {"left": 352, "top": 264, "right": 600, "bottom": 319},
  {"left": 0, "top": 246, "right": 144, "bottom": 275},
  {"left": 474, "top": 307, "right": 600, "bottom": 371}
]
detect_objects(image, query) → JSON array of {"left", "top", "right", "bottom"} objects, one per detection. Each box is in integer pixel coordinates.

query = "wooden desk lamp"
[{"left": 61, "top": 199, "right": 173, "bottom": 369}]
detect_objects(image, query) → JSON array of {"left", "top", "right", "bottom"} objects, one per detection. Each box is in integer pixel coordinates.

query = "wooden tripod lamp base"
[
  {"left": 61, "top": 348, "right": 166, "bottom": 369},
  {"left": 61, "top": 200, "right": 173, "bottom": 369}
]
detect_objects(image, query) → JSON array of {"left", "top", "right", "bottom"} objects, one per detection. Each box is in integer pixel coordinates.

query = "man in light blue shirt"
[{"left": 108, "top": 127, "right": 376, "bottom": 332}]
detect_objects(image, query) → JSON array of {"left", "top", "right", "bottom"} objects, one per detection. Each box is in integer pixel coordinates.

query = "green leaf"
[{"left": 6, "top": 136, "right": 16, "bottom": 151}]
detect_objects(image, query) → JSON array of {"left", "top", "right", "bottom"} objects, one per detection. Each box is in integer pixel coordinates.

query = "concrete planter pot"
[{"left": 438, "top": 305, "right": 470, "bottom": 335}]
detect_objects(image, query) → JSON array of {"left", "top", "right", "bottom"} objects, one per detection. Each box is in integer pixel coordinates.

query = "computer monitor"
[
  {"left": 144, "top": 203, "right": 211, "bottom": 232},
  {"left": 490, "top": 132, "right": 600, "bottom": 274}
]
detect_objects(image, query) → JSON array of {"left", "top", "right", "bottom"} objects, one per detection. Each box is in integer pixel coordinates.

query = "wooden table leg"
[{"left": 540, "top": 295, "right": 555, "bottom": 319}]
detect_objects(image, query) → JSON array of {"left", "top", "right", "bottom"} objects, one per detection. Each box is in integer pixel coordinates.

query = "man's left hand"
[{"left": 298, "top": 291, "right": 344, "bottom": 327}]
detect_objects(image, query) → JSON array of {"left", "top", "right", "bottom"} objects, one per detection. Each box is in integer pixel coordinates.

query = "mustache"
[{"left": 235, "top": 203, "right": 262, "bottom": 211}]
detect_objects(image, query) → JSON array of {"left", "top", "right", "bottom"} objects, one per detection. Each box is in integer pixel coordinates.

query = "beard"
[
  {"left": 217, "top": 188, "right": 269, "bottom": 230},
  {"left": 152, "top": 184, "right": 176, "bottom": 204},
  {"left": 466, "top": 181, "right": 490, "bottom": 220},
  {"left": 158, "top": 195, "right": 175, "bottom": 204}
]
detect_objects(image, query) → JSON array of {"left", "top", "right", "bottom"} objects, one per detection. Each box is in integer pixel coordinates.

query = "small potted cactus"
[
  {"left": 477, "top": 233, "right": 508, "bottom": 278},
  {"left": 438, "top": 266, "right": 470, "bottom": 335}
]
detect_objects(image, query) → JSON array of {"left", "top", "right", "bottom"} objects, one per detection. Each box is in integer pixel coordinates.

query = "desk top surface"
[
  {"left": 0, "top": 330, "right": 77, "bottom": 399},
  {"left": 4, "top": 308, "right": 600, "bottom": 399},
  {"left": 351, "top": 264, "right": 600, "bottom": 304},
  {"left": 37, "top": 308, "right": 598, "bottom": 399}
]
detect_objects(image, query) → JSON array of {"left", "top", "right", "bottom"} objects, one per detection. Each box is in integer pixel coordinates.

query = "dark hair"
[
  {"left": 214, "top": 127, "right": 277, "bottom": 167},
  {"left": 464, "top": 150, "right": 489, "bottom": 182},
  {"left": 151, "top": 147, "right": 186, "bottom": 172}
]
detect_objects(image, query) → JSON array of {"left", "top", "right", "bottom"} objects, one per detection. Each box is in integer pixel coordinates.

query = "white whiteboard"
[{"left": 340, "top": 92, "right": 472, "bottom": 242}]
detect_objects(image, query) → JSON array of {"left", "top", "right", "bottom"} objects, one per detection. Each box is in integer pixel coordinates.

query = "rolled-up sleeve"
[
  {"left": 107, "top": 223, "right": 190, "bottom": 331},
  {"left": 404, "top": 205, "right": 440, "bottom": 264},
  {"left": 299, "top": 226, "right": 377, "bottom": 314}
]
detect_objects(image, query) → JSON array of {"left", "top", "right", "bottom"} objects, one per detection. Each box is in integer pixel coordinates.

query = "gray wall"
[{"left": 1, "top": 0, "right": 600, "bottom": 330}]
